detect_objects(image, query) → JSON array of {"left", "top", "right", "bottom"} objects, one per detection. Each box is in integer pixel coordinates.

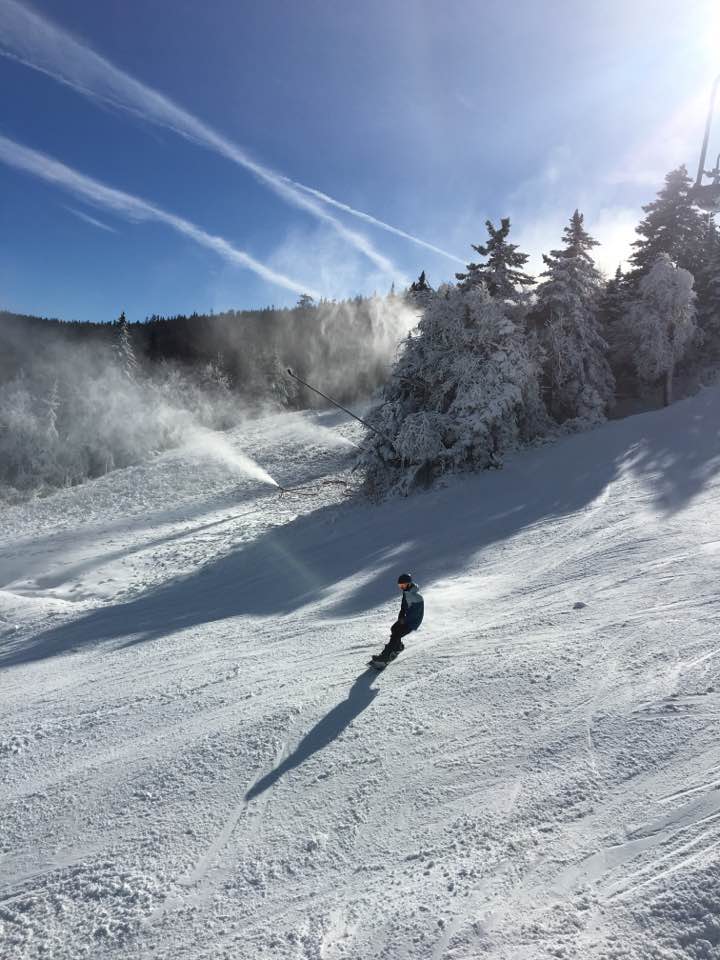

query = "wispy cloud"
[
  {"left": 0, "top": 0, "right": 459, "bottom": 279},
  {"left": 0, "top": 133, "right": 319, "bottom": 298},
  {"left": 63, "top": 205, "right": 116, "bottom": 233}
]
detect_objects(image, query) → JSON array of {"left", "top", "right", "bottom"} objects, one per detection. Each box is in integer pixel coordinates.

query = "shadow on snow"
[
  {"left": 245, "top": 669, "right": 379, "bottom": 802},
  {"left": 3, "top": 388, "right": 720, "bottom": 670}
]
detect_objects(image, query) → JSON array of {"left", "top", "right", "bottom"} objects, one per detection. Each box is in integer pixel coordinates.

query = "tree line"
[{"left": 360, "top": 164, "right": 719, "bottom": 497}]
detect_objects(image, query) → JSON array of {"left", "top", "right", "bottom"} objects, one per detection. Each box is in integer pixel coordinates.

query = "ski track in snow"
[{"left": 3, "top": 397, "right": 720, "bottom": 958}]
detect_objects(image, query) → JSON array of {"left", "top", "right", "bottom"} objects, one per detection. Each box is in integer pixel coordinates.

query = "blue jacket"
[{"left": 399, "top": 583, "right": 424, "bottom": 630}]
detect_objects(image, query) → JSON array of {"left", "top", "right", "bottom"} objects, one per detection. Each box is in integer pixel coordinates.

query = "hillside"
[{"left": 2, "top": 392, "right": 720, "bottom": 959}]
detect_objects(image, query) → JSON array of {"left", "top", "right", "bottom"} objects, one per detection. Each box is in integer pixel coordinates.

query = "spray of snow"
[
  {"left": 293, "top": 295, "right": 420, "bottom": 404},
  {"left": 182, "top": 426, "right": 279, "bottom": 488},
  {"left": 265, "top": 413, "right": 360, "bottom": 450}
]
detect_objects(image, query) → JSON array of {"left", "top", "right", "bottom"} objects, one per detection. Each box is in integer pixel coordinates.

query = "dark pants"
[{"left": 385, "top": 621, "right": 413, "bottom": 655}]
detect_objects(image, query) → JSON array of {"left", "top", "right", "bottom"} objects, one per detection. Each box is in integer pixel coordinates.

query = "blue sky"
[{"left": 0, "top": 0, "right": 718, "bottom": 323}]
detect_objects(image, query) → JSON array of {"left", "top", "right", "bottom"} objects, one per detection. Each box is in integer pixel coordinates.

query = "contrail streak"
[
  {"left": 294, "top": 183, "right": 466, "bottom": 265},
  {"left": 0, "top": 133, "right": 319, "bottom": 298},
  {"left": 0, "top": 0, "right": 459, "bottom": 275},
  {"left": 63, "top": 205, "right": 117, "bottom": 233}
]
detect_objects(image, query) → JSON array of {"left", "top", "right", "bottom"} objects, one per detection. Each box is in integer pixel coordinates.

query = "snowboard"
[{"left": 368, "top": 655, "right": 400, "bottom": 671}]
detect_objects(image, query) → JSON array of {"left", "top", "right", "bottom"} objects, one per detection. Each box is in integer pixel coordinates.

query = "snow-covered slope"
[{"left": 2, "top": 394, "right": 720, "bottom": 959}]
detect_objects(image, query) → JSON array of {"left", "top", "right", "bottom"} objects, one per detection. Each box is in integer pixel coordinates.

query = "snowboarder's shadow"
[{"left": 245, "top": 669, "right": 378, "bottom": 802}]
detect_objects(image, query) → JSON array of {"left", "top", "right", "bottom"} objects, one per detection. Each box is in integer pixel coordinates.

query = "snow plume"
[
  {"left": 0, "top": 133, "right": 316, "bottom": 298},
  {"left": 181, "top": 426, "right": 278, "bottom": 488},
  {"left": 308, "top": 294, "right": 419, "bottom": 401},
  {"left": 210, "top": 293, "right": 421, "bottom": 410},
  {"left": 268, "top": 413, "right": 360, "bottom": 450},
  {"left": 0, "top": 0, "right": 434, "bottom": 281}
]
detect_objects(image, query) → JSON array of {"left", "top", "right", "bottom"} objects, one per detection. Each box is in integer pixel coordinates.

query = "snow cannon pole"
[
  {"left": 695, "top": 73, "right": 720, "bottom": 188},
  {"left": 285, "top": 369, "right": 393, "bottom": 445}
]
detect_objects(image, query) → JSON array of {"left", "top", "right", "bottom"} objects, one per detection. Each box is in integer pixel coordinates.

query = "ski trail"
[
  {"left": 609, "top": 833, "right": 720, "bottom": 901},
  {"left": 586, "top": 716, "right": 601, "bottom": 784},
  {"left": 682, "top": 645, "right": 720, "bottom": 671},
  {"left": 318, "top": 906, "right": 356, "bottom": 960},
  {"left": 656, "top": 774, "right": 720, "bottom": 805},
  {"left": 144, "top": 738, "right": 288, "bottom": 929},
  {"left": 181, "top": 735, "right": 289, "bottom": 887},
  {"left": 176, "top": 804, "right": 250, "bottom": 889}
]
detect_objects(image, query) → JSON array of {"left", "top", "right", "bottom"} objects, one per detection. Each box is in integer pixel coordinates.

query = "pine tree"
[
  {"left": 692, "top": 216, "right": 720, "bottom": 342},
  {"left": 407, "top": 270, "right": 433, "bottom": 306},
  {"left": 296, "top": 293, "right": 316, "bottom": 310},
  {"left": 631, "top": 254, "right": 697, "bottom": 406},
  {"left": 359, "top": 284, "right": 545, "bottom": 497},
  {"left": 455, "top": 218, "right": 534, "bottom": 299},
  {"left": 598, "top": 267, "right": 636, "bottom": 393},
  {"left": 630, "top": 165, "right": 708, "bottom": 280},
  {"left": 532, "top": 211, "right": 614, "bottom": 424},
  {"left": 114, "top": 311, "right": 138, "bottom": 381},
  {"left": 599, "top": 267, "right": 628, "bottom": 348},
  {"left": 409, "top": 270, "right": 431, "bottom": 293}
]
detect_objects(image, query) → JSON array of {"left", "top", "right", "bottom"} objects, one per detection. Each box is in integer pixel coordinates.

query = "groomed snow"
[{"left": 2, "top": 394, "right": 720, "bottom": 959}]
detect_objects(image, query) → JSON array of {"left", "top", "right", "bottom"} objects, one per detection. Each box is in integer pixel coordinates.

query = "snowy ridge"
[{"left": 2, "top": 394, "right": 720, "bottom": 958}]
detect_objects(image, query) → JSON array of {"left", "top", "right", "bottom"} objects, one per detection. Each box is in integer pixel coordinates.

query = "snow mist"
[{"left": 182, "top": 426, "right": 278, "bottom": 488}]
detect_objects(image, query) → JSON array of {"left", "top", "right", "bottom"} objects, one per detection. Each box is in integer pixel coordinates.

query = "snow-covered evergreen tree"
[
  {"left": 248, "top": 351, "right": 299, "bottom": 407},
  {"left": 532, "top": 210, "right": 614, "bottom": 424},
  {"left": 631, "top": 254, "right": 697, "bottom": 406},
  {"left": 455, "top": 218, "right": 534, "bottom": 300},
  {"left": 44, "top": 379, "right": 60, "bottom": 441},
  {"left": 272, "top": 354, "right": 301, "bottom": 406},
  {"left": 201, "top": 352, "right": 232, "bottom": 392},
  {"left": 359, "top": 284, "right": 545, "bottom": 497},
  {"left": 630, "top": 165, "right": 708, "bottom": 280},
  {"left": 407, "top": 270, "right": 433, "bottom": 307},
  {"left": 114, "top": 311, "right": 138, "bottom": 381}
]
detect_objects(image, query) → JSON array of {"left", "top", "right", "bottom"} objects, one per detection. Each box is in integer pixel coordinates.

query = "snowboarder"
[{"left": 370, "top": 574, "right": 424, "bottom": 669}]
